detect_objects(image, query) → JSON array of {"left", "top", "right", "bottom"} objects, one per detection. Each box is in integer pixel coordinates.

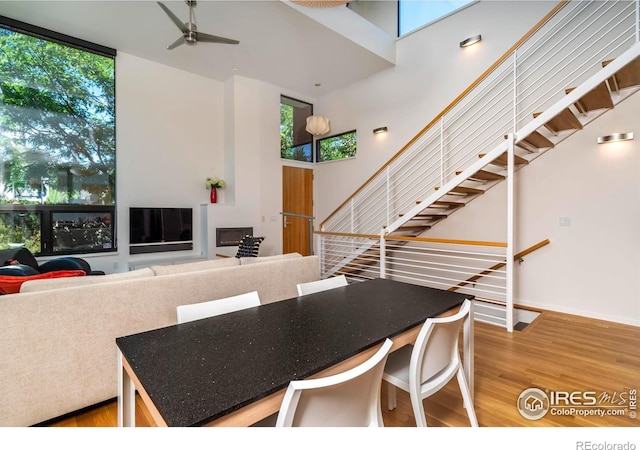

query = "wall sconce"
[
  {"left": 597, "top": 132, "right": 634, "bottom": 144},
  {"left": 306, "top": 115, "right": 330, "bottom": 136},
  {"left": 460, "top": 34, "right": 482, "bottom": 48},
  {"left": 373, "top": 126, "right": 388, "bottom": 135}
]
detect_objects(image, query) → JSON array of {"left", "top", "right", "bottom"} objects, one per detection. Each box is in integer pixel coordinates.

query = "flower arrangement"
[{"left": 205, "top": 177, "right": 225, "bottom": 189}]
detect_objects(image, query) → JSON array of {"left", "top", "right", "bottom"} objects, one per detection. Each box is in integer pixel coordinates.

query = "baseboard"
[{"left": 515, "top": 298, "right": 640, "bottom": 328}]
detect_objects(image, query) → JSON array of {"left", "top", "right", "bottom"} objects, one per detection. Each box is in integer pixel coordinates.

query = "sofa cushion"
[
  {"left": 150, "top": 257, "right": 239, "bottom": 276},
  {"left": 239, "top": 252, "right": 302, "bottom": 265},
  {"left": 20, "top": 268, "right": 155, "bottom": 293},
  {"left": 0, "top": 264, "right": 40, "bottom": 276},
  {"left": 0, "top": 270, "right": 86, "bottom": 295}
]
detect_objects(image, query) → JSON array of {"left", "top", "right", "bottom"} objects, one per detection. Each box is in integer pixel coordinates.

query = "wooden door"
[{"left": 282, "top": 166, "right": 314, "bottom": 256}]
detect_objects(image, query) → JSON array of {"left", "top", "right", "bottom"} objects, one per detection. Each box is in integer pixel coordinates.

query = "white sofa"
[{"left": 0, "top": 253, "right": 319, "bottom": 426}]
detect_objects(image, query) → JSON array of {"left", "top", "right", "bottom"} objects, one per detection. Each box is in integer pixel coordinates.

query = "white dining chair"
[
  {"left": 176, "top": 291, "right": 260, "bottom": 324},
  {"left": 382, "top": 299, "right": 478, "bottom": 427},
  {"left": 275, "top": 338, "right": 393, "bottom": 427},
  {"left": 296, "top": 274, "right": 348, "bottom": 296}
]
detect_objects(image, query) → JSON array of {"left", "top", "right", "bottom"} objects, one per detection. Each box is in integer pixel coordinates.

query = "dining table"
[{"left": 116, "top": 277, "right": 474, "bottom": 427}]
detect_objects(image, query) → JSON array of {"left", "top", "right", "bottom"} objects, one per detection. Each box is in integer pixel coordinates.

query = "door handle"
[{"left": 283, "top": 217, "right": 290, "bottom": 228}]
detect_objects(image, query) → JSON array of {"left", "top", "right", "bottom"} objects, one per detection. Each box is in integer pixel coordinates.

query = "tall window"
[
  {"left": 399, "top": 1, "right": 474, "bottom": 36},
  {"left": 0, "top": 17, "right": 116, "bottom": 255},
  {"left": 280, "top": 95, "right": 313, "bottom": 163}
]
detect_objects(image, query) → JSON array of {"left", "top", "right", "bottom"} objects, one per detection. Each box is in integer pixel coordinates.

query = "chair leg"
[
  {"left": 387, "top": 382, "right": 397, "bottom": 410},
  {"left": 409, "top": 392, "right": 428, "bottom": 427},
  {"left": 456, "top": 368, "right": 478, "bottom": 427}
]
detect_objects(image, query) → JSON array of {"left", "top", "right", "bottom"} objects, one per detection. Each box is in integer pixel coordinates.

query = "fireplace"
[{"left": 216, "top": 227, "right": 254, "bottom": 247}]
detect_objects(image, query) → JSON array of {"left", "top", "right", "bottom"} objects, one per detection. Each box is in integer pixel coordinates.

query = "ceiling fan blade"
[
  {"left": 157, "top": 2, "right": 187, "bottom": 33},
  {"left": 167, "top": 36, "right": 186, "bottom": 50},
  {"left": 196, "top": 32, "right": 240, "bottom": 45}
]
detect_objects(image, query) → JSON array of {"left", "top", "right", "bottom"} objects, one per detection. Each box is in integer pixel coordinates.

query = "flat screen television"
[{"left": 129, "top": 207, "right": 193, "bottom": 254}]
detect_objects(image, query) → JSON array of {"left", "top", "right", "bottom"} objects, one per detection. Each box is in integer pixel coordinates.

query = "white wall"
[
  {"left": 314, "top": 0, "right": 555, "bottom": 225},
  {"left": 313, "top": 1, "right": 640, "bottom": 325},
  {"left": 205, "top": 75, "right": 316, "bottom": 257},
  {"left": 81, "top": 53, "right": 313, "bottom": 270},
  {"left": 83, "top": 52, "right": 225, "bottom": 273},
  {"left": 425, "top": 96, "right": 640, "bottom": 326}
]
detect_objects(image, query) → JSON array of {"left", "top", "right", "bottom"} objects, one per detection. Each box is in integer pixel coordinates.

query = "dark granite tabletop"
[{"left": 116, "top": 277, "right": 473, "bottom": 427}]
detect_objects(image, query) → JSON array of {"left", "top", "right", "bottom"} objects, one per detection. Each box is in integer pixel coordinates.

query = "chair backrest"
[
  {"left": 176, "top": 291, "right": 261, "bottom": 324},
  {"left": 410, "top": 299, "right": 471, "bottom": 386},
  {"left": 296, "top": 275, "right": 348, "bottom": 296},
  {"left": 275, "top": 338, "right": 393, "bottom": 427},
  {"left": 235, "top": 235, "right": 264, "bottom": 258}
]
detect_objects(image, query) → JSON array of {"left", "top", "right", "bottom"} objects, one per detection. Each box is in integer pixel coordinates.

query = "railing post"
[
  {"left": 506, "top": 133, "right": 515, "bottom": 332},
  {"left": 386, "top": 166, "right": 391, "bottom": 228},
  {"left": 350, "top": 198, "right": 355, "bottom": 235},
  {"left": 439, "top": 118, "right": 444, "bottom": 187},
  {"left": 307, "top": 217, "right": 314, "bottom": 255},
  {"left": 350, "top": 198, "right": 355, "bottom": 253},
  {"left": 319, "top": 226, "right": 325, "bottom": 278},
  {"left": 512, "top": 50, "right": 518, "bottom": 134},
  {"left": 636, "top": 0, "right": 639, "bottom": 43},
  {"left": 380, "top": 229, "right": 386, "bottom": 279}
]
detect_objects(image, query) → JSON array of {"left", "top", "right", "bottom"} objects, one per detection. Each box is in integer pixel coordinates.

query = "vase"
[{"left": 210, "top": 187, "right": 217, "bottom": 204}]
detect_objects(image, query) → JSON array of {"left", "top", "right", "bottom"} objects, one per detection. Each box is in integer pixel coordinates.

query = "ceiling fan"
[{"left": 157, "top": 1, "right": 239, "bottom": 50}]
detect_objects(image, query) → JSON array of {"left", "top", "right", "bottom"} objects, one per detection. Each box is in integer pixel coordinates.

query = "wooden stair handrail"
[
  {"left": 315, "top": 230, "right": 507, "bottom": 248},
  {"left": 319, "top": 1, "right": 569, "bottom": 230},
  {"left": 448, "top": 238, "right": 551, "bottom": 292}
]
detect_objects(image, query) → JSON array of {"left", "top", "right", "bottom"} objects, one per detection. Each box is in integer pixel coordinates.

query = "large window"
[
  {"left": 399, "top": 1, "right": 474, "bottom": 36},
  {"left": 0, "top": 17, "right": 116, "bottom": 255},
  {"left": 280, "top": 95, "right": 313, "bottom": 162}
]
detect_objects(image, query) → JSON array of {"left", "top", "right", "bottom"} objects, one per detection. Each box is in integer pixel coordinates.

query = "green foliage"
[
  {"left": 280, "top": 102, "right": 294, "bottom": 158},
  {"left": 280, "top": 101, "right": 312, "bottom": 162},
  {"left": 318, "top": 131, "right": 357, "bottom": 162},
  {"left": 0, "top": 27, "right": 115, "bottom": 205},
  {"left": 0, "top": 212, "right": 41, "bottom": 253}
]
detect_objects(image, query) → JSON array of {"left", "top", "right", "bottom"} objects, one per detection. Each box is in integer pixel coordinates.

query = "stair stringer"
[{"left": 387, "top": 42, "right": 640, "bottom": 236}]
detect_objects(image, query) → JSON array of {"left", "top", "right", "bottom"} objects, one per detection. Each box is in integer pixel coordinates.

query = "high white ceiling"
[{"left": 0, "top": 0, "right": 395, "bottom": 98}]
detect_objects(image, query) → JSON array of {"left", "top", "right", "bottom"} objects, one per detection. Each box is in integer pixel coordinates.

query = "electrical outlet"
[{"left": 559, "top": 217, "right": 571, "bottom": 227}]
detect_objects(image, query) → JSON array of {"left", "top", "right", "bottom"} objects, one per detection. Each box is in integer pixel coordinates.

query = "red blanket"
[{"left": 0, "top": 270, "right": 86, "bottom": 295}]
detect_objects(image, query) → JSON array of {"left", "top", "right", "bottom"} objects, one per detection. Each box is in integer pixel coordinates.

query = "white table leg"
[
  {"left": 117, "top": 350, "right": 135, "bottom": 427},
  {"left": 463, "top": 299, "right": 475, "bottom": 401}
]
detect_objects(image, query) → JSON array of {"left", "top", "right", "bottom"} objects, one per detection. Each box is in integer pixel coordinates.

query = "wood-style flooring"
[{"left": 48, "top": 309, "right": 639, "bottom": 428}]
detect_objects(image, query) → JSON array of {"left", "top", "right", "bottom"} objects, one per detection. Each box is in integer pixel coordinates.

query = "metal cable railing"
[{"left": 320, "top": 0, "right": 639, "bottom": 236}]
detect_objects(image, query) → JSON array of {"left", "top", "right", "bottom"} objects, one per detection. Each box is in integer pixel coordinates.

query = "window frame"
[
  {"left": 0, "top": 15, "right": 117, "bottom": 256},
  {"left": 280, "top": 95, "right": 314, "bottom": 163},
  {"left": 397, "top": 1, "right": 476, "bottom": 37},
  {"left": 315, "top": 129, "right": 357, "bottom": 163}
]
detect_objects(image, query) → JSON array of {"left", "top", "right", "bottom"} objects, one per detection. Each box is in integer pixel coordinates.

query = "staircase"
[{"left": 316, "top": 1, "right": 640, "bottom": 330}]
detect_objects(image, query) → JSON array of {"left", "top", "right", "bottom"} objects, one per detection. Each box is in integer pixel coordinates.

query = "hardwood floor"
[{"left": 48, "top": 309, "right": 639, "bottom": 428}]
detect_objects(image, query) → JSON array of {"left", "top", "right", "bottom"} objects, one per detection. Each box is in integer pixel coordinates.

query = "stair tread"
[
  {"left": 435, "top": 185, "right": 485, "bottom": 195},
  {"left": 480, "top": 152, "right": 528, "bottom": 167},
  {"left": 603, "top": 56, "right": 640, "bottom": 91},
  {"left": 397, "top": 225, "right": 431, "bottom": 231},
  {"left": 533, "top": 107, "right": 583, "bottom": 133},
  {"left": 456, "top": 169, "right": 505, "bottom": 181},
  {"left": 519, "top": 130, "right": 555, "bottom": 151},
  {"left": 565, "top": 81, "right": 613, "bottom": 113}
]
